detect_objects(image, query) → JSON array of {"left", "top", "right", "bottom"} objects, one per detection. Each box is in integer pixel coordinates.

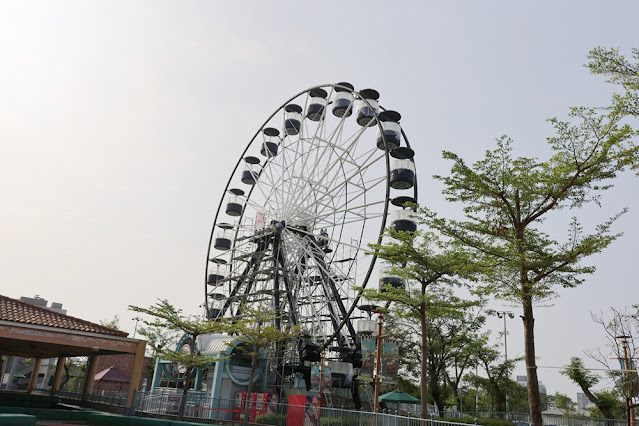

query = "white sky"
[{"left": 1, "top": 0, "right": 637, "bottom": 401}]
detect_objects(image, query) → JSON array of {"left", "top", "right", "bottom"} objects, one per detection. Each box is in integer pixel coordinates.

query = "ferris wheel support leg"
[
  {"left": 312, "top": 249, "right": 358, "bottom": 343},
  {"left": 219, "top": 238, "right": 270, "bottom": 317},
  {"left": 352, "top": 379, "right": 363, "bottom": 410}
]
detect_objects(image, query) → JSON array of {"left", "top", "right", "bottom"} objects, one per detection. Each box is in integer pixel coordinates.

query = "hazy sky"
[{"left": 1, "top": 1, "right": 637, "bottom": 400}]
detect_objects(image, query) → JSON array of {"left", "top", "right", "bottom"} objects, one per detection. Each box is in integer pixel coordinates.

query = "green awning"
[{"left": 378, "top": 390, "right": 420, "bottom": 403}]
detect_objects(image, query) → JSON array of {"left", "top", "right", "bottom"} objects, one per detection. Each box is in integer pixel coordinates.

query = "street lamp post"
[
  {"left": 132, "top": 317, "right": 142, "bottom": 339},
  {"left": 488, "top": 309, "right": 514, "bottom": 414},
  {"left": 496, "top": 311, "right": 514, "bottom": 363}
]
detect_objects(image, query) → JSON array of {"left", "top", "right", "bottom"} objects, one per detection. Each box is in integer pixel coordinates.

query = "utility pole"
[{"left": 617, "top": 336, "right": 636, "bottom": 426}]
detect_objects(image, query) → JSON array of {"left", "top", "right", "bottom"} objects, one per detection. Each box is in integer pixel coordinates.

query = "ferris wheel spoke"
[
  {"left": 282, "top": 200, "right": 385, "bottom": 233},
  {"left": 300, "top": 178, "right": 383, "bottom": 230},
  {"left": 289, "top": 148, "right": 385, "bottom": 221},
  {"left": 288, "top": 137, "right": 374, "bottom": 213},
  {"left": 281, "top": 118, "right": 370, "bottom": 217},
  {"left": 299, "top": 119, "right": 364, "bottom": 187},
  {"left": 310, "top": 176, "right": 387, "bottom": 222}
]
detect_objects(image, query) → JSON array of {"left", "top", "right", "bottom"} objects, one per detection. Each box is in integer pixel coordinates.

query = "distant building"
[
  {"left": 19, "top": 295, "right": 67, "bottom": 314},
  {"left": 577, "top": 393, "right": 595, "bottom": 411},
  {"left": 516, "top": 375, "right": 547, "bottom": 394}
]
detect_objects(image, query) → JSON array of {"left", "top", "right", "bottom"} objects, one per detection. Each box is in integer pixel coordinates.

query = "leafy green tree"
[
  {"left": 396, "top": 375, "right": 421, "bottom": 399},
  {"left": 383, "top": 290, "right": 482, "bottom": 416},
  {"left": 552, "top": 392, "right": 577, "bottom": 414},
  {"left": 587, "top": 47, "right": 639, "bottom": 119},
  {"left": 428, "top": 293, "right": 484, "bottom": 415},
  {"left": 465, "top": 339, "right": 520, "bottom": 414},
  {"left": 563, "top": 308, "right": 638, "bottom": 421},
  {"left": 100, "top": 315, "right": 120, "bottom": 330},
  {"left": 365, "top": 224, "right": 480, "bottom": 418},
  {"left": 59, "top": 357, "right": 87, "bottom": 393},
  {"left": 561, "top": 356, "right": 619, "bottom": 419},
  {"left": 226, "top": 303, "right": 300, "bottom": 426},
  {"left": 136, "top": 323, "right": 180, "bottom": 377},
  {"left": 381, "top": 312, "right": 422, "bottom": 385},
  {"left": 430, "top": 91, "right": 638, "bottom": 424},
  {"left": 588, "top": 390, "right": 626, "bottom": 420},
  {"left": 440, "top": 307, "right": 487, "bottom": 408},
  {"left": 129, "top": 299, "right": 229, "bottom": 421}
]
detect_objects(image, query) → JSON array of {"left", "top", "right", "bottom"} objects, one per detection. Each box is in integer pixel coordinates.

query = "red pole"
[
  {"left": 373, "top": 312, "right": 384, "bottom": 414},
  {"left": 319, "top": 350, "right": 324, "bottom": 405}
]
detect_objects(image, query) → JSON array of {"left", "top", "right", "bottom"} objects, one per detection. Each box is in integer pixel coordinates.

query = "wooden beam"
[{"left": 0, "top": 324, "right": 138, "bottom": 355}]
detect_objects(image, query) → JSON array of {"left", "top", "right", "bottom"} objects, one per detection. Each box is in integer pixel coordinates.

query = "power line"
[{"left": 533, "top": 365, "right": 638, "bottom": 373}]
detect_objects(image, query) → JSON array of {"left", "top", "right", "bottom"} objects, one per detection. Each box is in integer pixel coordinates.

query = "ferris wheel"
[{"left": 204, "top": 83, "right": 418, "bottom": 403}]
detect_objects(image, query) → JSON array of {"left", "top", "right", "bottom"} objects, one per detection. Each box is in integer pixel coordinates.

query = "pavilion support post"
[
  {"left": 50, "top": 356, "right": 67, "bottom": 396},
  {"left": 125, "top": 340, "right": 146, "bottom": 415},
  {"left": 82, "top": 354, "right": 100, "bottom": 401},
  {"left": 27, "top": 357, "right": 42, "bottom": 394}
]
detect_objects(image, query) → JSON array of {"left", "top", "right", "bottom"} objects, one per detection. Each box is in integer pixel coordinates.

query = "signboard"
[
  {"left": 359, "top": 335, "right": 376, "bottom": 381},
  {"left": 286, "top": 395, "right": 321, "bottom": 426},
  {"left": 381, "top": 339, "right": 399, "bottom": 384},
  {"left": 310, "top": 365, "right": 331, "bottom": 391},
  {"left": 255, "top": 212, "right": 266, "bottom": 230}
]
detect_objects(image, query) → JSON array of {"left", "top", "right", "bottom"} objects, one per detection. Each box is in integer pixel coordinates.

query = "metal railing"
[
  {"left": 134, "top": 391, "right": 629, "bottom": 426},
  {"left": 27, "top": 387, "right": 129, "bottom": 407},
  {"left": 441, "top": 410, "right": 626, "bottom": 426},
  {"left": 134, "top": 392, "right": 444, "bottom": 425},
  {"left": 1, "top": 386, "right": 629, "bottom": 426}
]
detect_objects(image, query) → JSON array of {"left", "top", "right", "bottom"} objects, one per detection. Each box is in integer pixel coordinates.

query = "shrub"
[{"left": 254, "top": 412, "right": 286, "bottom": 425}]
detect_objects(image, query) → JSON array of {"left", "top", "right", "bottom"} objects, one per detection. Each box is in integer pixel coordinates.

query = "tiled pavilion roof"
[{"left": 0, "top": 294, "right": 128, "bottom": 337}]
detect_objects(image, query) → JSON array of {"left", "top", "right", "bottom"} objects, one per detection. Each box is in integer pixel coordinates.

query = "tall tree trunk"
[
  {"left": 430, "top": 366, "right": 444, "bottom": 417},
  {"left": 243, "top": 351, "right": 258, "bottom": 426},
  {"left": 493, "top": 380, "right": 504, "bottom": 413},
  {"left": 60, "top": 362, "right": 71, "bottom": 389},
  {"left": 420, "top": 298, "right": 429, "bottom": 418},
  {"left": 522, "top": 296, "right": 543, "bottom": 426},
  {"left": 177, "top": 367, "right": 191, "bottom": 421}
]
